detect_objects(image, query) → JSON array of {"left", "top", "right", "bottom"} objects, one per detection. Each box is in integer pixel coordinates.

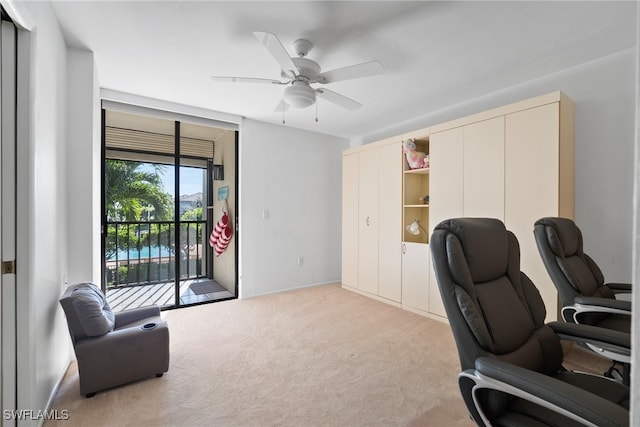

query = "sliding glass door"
[{"left": 102, "top": 109, "right": 237, "bottom": 310}]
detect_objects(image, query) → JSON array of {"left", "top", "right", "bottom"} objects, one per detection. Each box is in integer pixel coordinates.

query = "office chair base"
[{"left": 605, "top": 361, "right": 630, "bottom": 386}]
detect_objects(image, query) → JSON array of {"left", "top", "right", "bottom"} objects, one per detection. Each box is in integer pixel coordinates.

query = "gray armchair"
[
  {"left": 60, "top": 283, "right": 169, "bottom": 397},
  {"left": 431, "top": 218, "right": 629, "bottom": 426}
]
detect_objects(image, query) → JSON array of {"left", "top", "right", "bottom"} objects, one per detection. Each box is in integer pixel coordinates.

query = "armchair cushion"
[{"left": 59, "top": 283, "right": 114, "bottom": 342}]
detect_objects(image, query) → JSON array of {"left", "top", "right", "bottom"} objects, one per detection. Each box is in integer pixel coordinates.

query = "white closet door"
[
  {"left": 428, "top": 127, "right": 463, "bottom": 317},
  {"left": 505, "top": 102, "right": 560, "bottom": 321},
  {"left": 377, "top": 142, "right": 402, "bottom": 302},
  {"left": 429, "top": 127, "right": 464, "bottom": 232},
  {"left": 463, "top": 117, "right": 505, "bottom": 219},
  {"left": 402, "top": 242, "right": 429, "bottom": 312},
  {"left": 358, "top": 149, "right": 379, "bottom": 295}
]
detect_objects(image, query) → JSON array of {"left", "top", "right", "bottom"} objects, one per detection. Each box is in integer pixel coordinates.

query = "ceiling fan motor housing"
[{"left": 291, "top": 57, "right": 321, "bottom": 80}]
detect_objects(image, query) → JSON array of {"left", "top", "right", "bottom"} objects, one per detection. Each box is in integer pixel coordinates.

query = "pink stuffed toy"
[{"left": 402, "top": 138, "right": 429, "bottom": 169}]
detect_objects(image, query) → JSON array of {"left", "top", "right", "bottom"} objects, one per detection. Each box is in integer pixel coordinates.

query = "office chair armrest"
[
  {"left": 114, "top": 305, "right": 162, "bottom": 328},
  {"left": 474, "top": 357, "right": 629, "bottom": 427},
  {"left": 573, "top": 297, "right": 631, "bottom": 313},
  {"left": 606, "top": 282, "right": 632, "bottom": 292},
  {"left": 548, "top": 321, "right": 631, "bottom": 363}
]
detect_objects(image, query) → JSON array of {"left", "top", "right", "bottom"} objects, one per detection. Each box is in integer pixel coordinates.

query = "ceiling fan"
[{"left": 212, "top": 31, "right": 385, "bottom": 112}]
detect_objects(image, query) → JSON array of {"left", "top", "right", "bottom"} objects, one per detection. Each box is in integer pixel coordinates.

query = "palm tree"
[
  {"left": 105, "top": 160, "right": 174, "bottom": 270},
  {"left": 106, "top": 160, "right": 173, "bottom": 221}
]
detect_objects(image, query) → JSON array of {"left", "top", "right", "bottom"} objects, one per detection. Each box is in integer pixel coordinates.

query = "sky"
[{"left": 141, "top": 163, "right": 205, "bottom": 197}]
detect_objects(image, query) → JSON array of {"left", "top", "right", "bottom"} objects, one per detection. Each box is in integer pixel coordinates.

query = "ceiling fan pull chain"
[
  {"left": 315, "top": 101, "right": 319, "bottom": 123},
  {"left": 282, "top": 102, "right": 286, "bottom": 125}
]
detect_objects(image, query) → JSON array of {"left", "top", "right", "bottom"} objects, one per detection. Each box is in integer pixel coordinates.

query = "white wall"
[
  {"left": 13, "top": 1, "right": 74, "bottom": 422},
  {"left": 239, "top": 119, "right": 349, "bottom": 298},
  {"left": 66, "top": 48, "right": 101, "bottom": 285},
  {"left": 212, "top": 130, "right": 237, "bottom": 291},
  {"left": 361, "top": 48, "right": 637, "bottom": 285}
]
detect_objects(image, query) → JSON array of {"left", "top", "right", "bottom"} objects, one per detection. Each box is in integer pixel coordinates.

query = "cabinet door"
[
  {"left": 358, "top": 149, "right": 379, "bottom": 295},
  {"left": 341, "top": 153, "right": 359, "bottom": 288},
  {"left": 463, "top": 117, "right": 505, "bottom": 219},
  {"left": 428, "top": 127, "right": 463, "bottom": 317},
  {"left": 505, "top": 102, "right": 560, "bottom": 321},
  {"left": 401, "top": 242, "right": 429, "bottom": 312},
  {"left": 378, "top": 143, "right": 402, "bottom": 302},
  {"left": 429, "top": 127, "right": 464, "bottom": 233}
]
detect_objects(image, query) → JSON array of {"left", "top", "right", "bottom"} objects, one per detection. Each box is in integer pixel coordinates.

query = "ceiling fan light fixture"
[{"left": 283, "top": 82, "right": 316, "bottom": 108}]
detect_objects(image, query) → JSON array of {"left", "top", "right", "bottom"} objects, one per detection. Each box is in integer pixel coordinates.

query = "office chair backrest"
[
  {"left": 534, "top": 217, "right": 613, "bottom": 308},
  {"left": 431, "top": 218, "right": 563, "bottom": 375}
]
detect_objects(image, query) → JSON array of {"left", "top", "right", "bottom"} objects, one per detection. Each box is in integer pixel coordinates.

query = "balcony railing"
[{"left": 105, "top": 220, "right": 207, "bottom": 289}]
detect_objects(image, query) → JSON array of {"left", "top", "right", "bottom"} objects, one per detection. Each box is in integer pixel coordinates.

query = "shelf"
[
  {"left": 404, "top": 204, "right": 429, "bottom": 208},
  {"left": 404, "top": 168, "right": 430, "bottom": 175},
  {"left": 402, "top": 239, "right": 429, "bottom": 245}
]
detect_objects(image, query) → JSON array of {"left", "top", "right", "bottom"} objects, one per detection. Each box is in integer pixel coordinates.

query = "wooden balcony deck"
[{"left": 106, "top": 278, "right": 234, "bottom": 312}]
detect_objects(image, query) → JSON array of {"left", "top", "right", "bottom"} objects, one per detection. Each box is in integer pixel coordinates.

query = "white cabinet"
[
  {"left": 378, "top": 143, "right": 403, "bottom": 302},
  {"left": 429, "top": 127, "right": 464, "bottom": 231},
  {"left": 401, "top": 242, "right": 430, "bottom": 313},
  {"left": 505, "top": 101, "right": 574, "bottom": 320},
  {"left": 400, "top": 131, "right": 438, "bottom": 318},
  {"left": 429, "top": 91, "right": 574, "bottom": 322},
  {"left": 463, "top": 117, "right": 505, "bottom": 219},
  {"left": 357, "top": 148, "right": 380, "bottom": 296},
  {"left": 342, "top": 139, "right": 402, "bottom": 303},
  {"left": 342, "top": 91, "right": 573, "bottom": 323}
]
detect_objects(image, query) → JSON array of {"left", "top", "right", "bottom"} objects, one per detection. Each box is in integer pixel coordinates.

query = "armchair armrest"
[
  {"left": 606, "top": 282, "right": 632, "bottom": 292},
  {"left": 114, "top": 305, "right": 161, "bottom": 328},
  {"left": 76, "top": 320, "right": 169, "bottom": 355},
  {"left": 548, "top": 321, "right": 630, "bottom": 349},
  {"left": 474, "top": 357, "right": 628, "bottom": 427},
  {"left": 548, "top": 321, "right": 630, "bottom": 363},
  {"left": 573, "top": 296, "right": 631, "bottom": 314}
]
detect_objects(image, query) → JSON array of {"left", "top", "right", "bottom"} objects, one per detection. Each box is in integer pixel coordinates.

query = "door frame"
[
  {"left": 1, "top": 15, "right": 18, "bottom": 425},
  {"left": 100, "top": 108, "right": 239, "bottom": 308}
]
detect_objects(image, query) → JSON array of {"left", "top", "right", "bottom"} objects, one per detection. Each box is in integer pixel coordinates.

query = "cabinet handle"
[
  {"left": 402, "top": 243, "right": 406, "bottom": 254},
  {"left": 366, "top": 216, "right": 370, "bottom": 226}
]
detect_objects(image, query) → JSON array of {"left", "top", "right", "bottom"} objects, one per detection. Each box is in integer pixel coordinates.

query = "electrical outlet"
[{"left": 297, "top": 257, "right": 304, "bottom": 266}]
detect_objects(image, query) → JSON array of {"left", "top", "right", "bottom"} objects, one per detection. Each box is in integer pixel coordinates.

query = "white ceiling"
[{"left": 50, "top": 1, "right": 636, "bottom": 139}]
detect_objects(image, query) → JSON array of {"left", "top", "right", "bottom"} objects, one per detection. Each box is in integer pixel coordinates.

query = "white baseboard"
[
  {"left": 39, "top": 356, "right": 73, "bottom": 427},
  {"left": 241, "top": 281, "right": 340, "bottom": 299}
]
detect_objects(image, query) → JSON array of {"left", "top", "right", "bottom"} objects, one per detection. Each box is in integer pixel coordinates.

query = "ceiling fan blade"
[
  {"left": 274, "top": 99, "right": 290, "bottom": 112},
  {"left": 211, "top": 76, "right": 287, "bottom": 84},
  {"left": 253, "top": 31, "right": 299, "bottom": 76},
  {"left": 315, "top": 60, "right": 385, "bottom": 84},
  {"left": 315, "top": 89, "right": 362, "bottom": 111}
]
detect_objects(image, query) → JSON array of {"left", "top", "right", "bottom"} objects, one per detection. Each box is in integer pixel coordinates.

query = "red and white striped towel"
[{"left": 209, "top": 211, "right": 232, "bottom": 256}]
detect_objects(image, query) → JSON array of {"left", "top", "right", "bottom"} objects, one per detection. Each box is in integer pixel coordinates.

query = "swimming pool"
[{"left": 108, "top": 246, "right": 175, "bottom": 261}]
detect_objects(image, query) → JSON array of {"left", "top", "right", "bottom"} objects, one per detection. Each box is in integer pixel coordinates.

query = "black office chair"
[
  {"left": 431, "top": 218, "right": 629, "bottom": 427},
  {"left": 534, "top": 217, "right": 631, "bottom": 382}
]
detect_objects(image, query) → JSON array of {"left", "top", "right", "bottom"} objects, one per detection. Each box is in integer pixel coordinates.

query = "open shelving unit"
[{"left": 402, "top": 137, "right": 430, "bottom": 243}]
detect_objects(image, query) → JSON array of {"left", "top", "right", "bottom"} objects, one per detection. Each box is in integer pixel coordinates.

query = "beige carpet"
[{"left": 45, "top": 284, "right": 610, "bottom": 427}]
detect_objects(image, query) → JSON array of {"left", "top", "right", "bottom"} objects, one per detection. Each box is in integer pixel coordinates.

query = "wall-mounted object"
[{"left": 212, "top": 164, "right": 224, "bottom": 181}]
